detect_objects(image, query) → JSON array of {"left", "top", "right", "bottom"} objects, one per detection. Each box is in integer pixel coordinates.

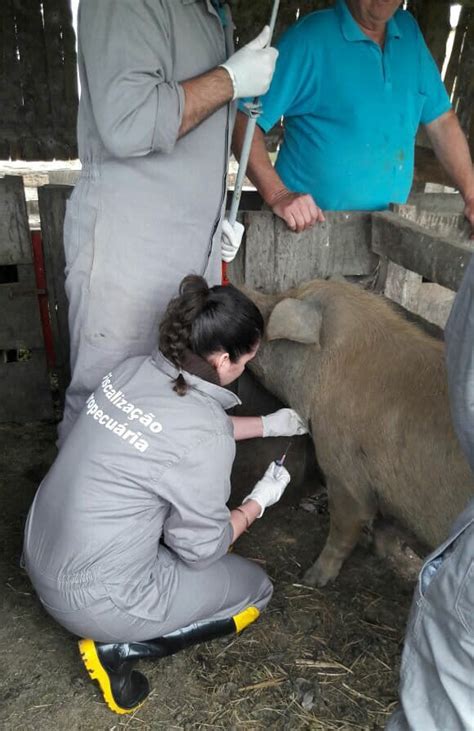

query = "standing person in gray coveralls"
[
  {"left": 386, "top": 261, "right": 474, "bottom": 730},
  {"left": 58, "top": 0, "right": 278, "bottom": 446},
  {"left": 24, "top": 276, "right": 308, "bottom": 715}
]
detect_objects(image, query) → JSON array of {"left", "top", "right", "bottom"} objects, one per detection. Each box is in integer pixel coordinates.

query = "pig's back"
[{"left": 311, "top": 285, "right": 474, "bottom": 548}]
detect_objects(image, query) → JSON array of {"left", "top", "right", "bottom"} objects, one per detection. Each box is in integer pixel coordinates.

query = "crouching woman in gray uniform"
[{"left": 23, "top": 276, "right": 307, "bottom": 715}]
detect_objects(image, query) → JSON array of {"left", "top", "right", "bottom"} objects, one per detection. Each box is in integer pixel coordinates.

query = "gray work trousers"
[
  {"left": 29, "top": 548, "right": 273, "bottom": 643},
  {"left": 387, "top": 255, "right": 474, "bottom": 731}
]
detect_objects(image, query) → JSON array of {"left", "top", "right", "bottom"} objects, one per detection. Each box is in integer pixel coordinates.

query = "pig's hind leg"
[{"left": 303, "top": 477, "right": 375, "bottom": 587}]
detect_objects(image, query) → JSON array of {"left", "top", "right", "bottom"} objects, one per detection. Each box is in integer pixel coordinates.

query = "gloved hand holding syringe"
[
  {"left": 230, "top": 439, "right": 292, "bottom": 541},
  {"left": 243, "top": 443, "right": 292, "bottom": 517}
]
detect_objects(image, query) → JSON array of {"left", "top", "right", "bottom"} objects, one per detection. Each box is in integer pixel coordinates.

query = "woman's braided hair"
[
  {"left": 159, "top": 275, "right": 209, "bottom": 395},
  {"left": 159, "top": 274, "right": 264, "bottom": 396}
]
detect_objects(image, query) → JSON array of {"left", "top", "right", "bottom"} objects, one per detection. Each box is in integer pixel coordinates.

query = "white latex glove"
[
  {"left": 243, "top": 461, "right": 291, "bottom": 517},
  {"left": 220, "top": 26, "right": 278, "bottom": 100},
  {"left": 261, "top": 408, "right": 308, "bottom": 438},
  {"left": 221, "top": 219, "right": 245, "bottom": 263}
]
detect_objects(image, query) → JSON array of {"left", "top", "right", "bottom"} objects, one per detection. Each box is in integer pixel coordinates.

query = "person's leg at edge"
[{"left": 385, "top": 518, "right": 474, "bottom": 731}]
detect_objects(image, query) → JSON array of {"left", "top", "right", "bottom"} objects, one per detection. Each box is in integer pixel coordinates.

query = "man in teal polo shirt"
[{"left": 233, "top": 0, "right": 474, "bottom": 233}]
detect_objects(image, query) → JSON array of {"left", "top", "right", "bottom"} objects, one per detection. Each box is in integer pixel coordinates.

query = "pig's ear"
[{"left": 267, "top": 298, "right": 322, "bottom": 345}]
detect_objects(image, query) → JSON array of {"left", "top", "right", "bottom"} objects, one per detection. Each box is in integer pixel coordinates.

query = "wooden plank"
[
  {"left": 397, "top": 193, "right": 465, "bottom": 214},
  {"left": 414, "top": 0, "right": 451, "bottom": 71},
  {"left": 240, "top": 210, "right": 376, "bottom": 293},
  {"left": 391, "top": 195, "right": 470, "bottom": 240},
  {"left": 0, "top": 0, "right": 78, "bottom": 159},
  {"left": 384, "top": 261, "right": 422, "bottom": 312},
  {"left": 0, "top": 352, "right": 53, "bottom": 422},
  {"left": 0, "top": 176, "right": 32, "bottom": 265},
  {"left": 445, "top": 6, "right": 467, "bottom": 98},
  {"left": 0, "top": 264, "right": 44, "bottom": 349},
  {"left": 453, "top": 8, "right": 474, "bottom": 141},
  {"left": 384, "top": 269, "right": 455, "bottom": 331},
  {"left": 0, "top": 177, "right": 55, "bottom": 420},
  {"left": 43, "top": 0, "right": 66, "bottom": 122},
  {"left": 241, "top": 211, "right": 276, "bottom": 291},
  {"left": 371, "top": 211, "right": 474, "bottom": 292},
  {"left": 14, "top": 0, "right": 50, "bottom": 133},
  {"left": 415, "top": 283, "right": 455, "bottom": 329},
  {"left": 0, "top": 1, "right": 23, "bottom": 133},
  {"left": 42, "top": 0, "right": 78, "bottom": 158},
  {"left": 59, "top": 0, "right": 79, "bottom": 136},
  {"left": 38, "top": 183, "right": 73, "bottom": 398}
]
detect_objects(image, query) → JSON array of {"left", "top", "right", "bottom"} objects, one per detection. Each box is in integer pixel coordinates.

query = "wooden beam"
[
  {"left": 0, "top": 176, "right": 32, "bottom": 265},
  {"left": 371, "top": 211, "right": 473, "bottom": 292}
]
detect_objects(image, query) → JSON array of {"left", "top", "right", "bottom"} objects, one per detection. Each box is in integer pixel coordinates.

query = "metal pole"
[
  {"left": 228, "top": 0, "right": 281, "bottom": 227},
  {"left": 228, "top": 116, "right": 258, "bottom": 226},
  {"left": 267, "top": 0, "right": 280, "bottom": 40}
]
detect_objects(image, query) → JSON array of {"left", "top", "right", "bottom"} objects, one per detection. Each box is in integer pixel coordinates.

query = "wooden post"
[
  {"left": 38, "top": 184, "right": 74, "bottom": 405},
  {"left": 0, "top": 177, "right": 53, "bottom": 421}
]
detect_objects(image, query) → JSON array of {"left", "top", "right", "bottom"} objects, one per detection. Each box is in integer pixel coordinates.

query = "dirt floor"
[{"left": 0, "top": 421, "right": 415, "bottom": 731}]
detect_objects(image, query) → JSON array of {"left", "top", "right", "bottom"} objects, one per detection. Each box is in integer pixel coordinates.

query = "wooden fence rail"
[{"left": 372, "top": 211, "right": 472, "bottom": 293}]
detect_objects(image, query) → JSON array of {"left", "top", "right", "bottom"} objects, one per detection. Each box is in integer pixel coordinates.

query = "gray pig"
[{"left": 245, "top": 278, "right": 474, "bottom": 587}]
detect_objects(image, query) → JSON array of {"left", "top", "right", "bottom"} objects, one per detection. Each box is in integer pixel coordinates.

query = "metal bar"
[
  {"left": 228, "top": 116, "right": 258, "bottom": 226},
  {"left": 268, "top": 0, "right": 281, "bottom": 39},
  {"left": 228, "top": 0, "right": 281, "bottom": 226}
]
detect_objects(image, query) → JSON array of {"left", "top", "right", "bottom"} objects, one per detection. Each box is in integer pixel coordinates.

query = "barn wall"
[{"left": 0, "top": 0, "right": 78, "bottom": 160}]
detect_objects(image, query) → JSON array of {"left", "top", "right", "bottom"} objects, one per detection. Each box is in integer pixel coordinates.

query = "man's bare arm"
[
  {"left": 178, "top": 68, "right": 233, "bottom": 138},
  {"left": 232, "top": 110, "right": 324, "bottom": 232},
  {"left": 178, "top": 25, "right": 278, "bottom": 140},
  {"left": 232, "top": 110, "right": 286, "bottom": 203},
  {"left": 425, "top": 110, "right": 474, "bottom": 235}
]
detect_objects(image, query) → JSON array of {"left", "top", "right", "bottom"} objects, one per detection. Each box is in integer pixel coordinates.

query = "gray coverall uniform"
[
  {"left": 59, "top": 0, "right": 235, "bottom": 445},
  {"left": 24, "top": 351, "right": 272, "bottom": 642},
  {"left": 387, "top": 257, "right": 474, "bottom": 731}
]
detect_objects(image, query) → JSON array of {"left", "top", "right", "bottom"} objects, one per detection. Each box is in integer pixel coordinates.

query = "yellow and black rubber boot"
[
  {"left": 79, "top": 606, "right": 260, "bottom": 714},
  {"left": 79, "top": 638, "right": 150, "bottom": 715}
]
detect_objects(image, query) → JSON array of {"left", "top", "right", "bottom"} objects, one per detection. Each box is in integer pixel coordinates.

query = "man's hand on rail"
[
  {"left": 268, "top": 188, "right": 325, "bottom": 233},
  {"left": 464, "top": 195, "right": 474, "bottom": 239}
]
